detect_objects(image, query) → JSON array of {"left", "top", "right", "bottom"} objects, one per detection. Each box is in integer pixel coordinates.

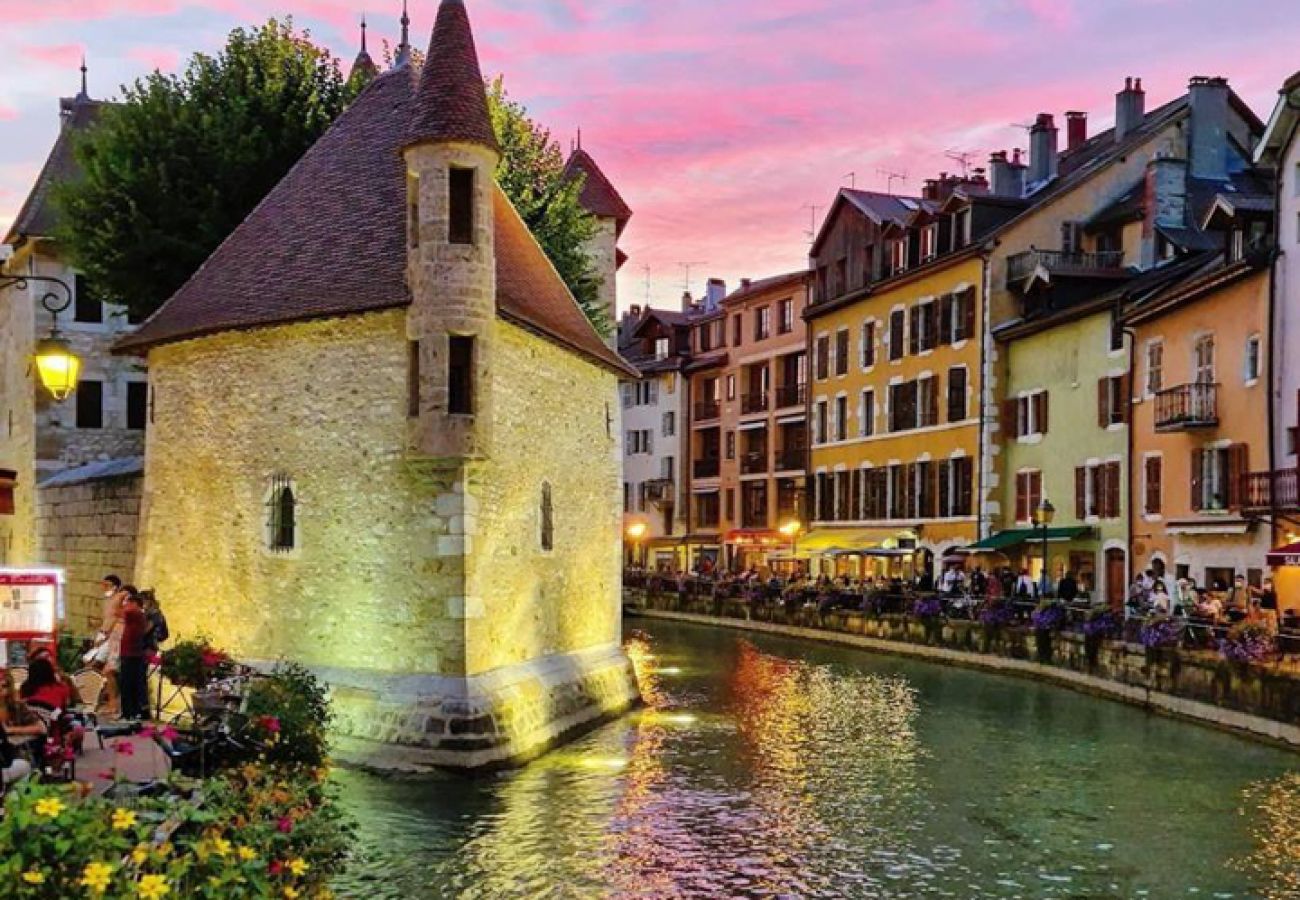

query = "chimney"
[
  {"left": 1065, "top": 111, "right": 1088, "bottom": 150},
  {"left": 739, "top": 278, "right": 752, "bottom": 290},
  {"left": 989, "top": 151, "right": 1026, "bottom": 198},
  {"left": 1188, "top": 76, "right": 1230, "bottom": 181},
  {"left": 1028, "top": 114, "right": 1059, "bottom": 184},
  {"left": 1115, "top": 76, "right": 1146, "bottom": 142},
  {"left": 681, "top": 290, "right": 694, "bottom": 314},
  {"left": 1143, "top": 149, "right": 1188, "bottom": 266},
  {"left": 706, "top": 278, "right": 727, "bottom": 309}
]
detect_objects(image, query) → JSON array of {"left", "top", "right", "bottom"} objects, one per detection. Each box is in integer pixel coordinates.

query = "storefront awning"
[
  {"left": 726, "top": 529, "right": 784, "bottom": 546},
  {"left": 964, "top": 526, "right": 1093, "bottom": 552},
  {"left": 799, "top": 527, "right": 913, "bottom": 553},
  {"left": 1267, "top": 541, "right": 1300, "bottom": 567}
]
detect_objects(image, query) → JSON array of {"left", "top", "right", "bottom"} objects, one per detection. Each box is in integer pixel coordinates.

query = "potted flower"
[
  {"left": 978, "top": 600, "right": 1015, "bottom": 652},
  {"left": 1030, "top": 601, "right": 1067, "bottom": 664},
  {"left": 1218, "top": 622, "right": 1274, "bottom": 670},
  {"left": 911, "top": 595, "right": 945, "bottom": 643},
  {"left": 1138, "top": 614, "right": 1182, "bottom": 666},
  {"left": 1080, "top": 608, "right": 1119, "bottom": 667},
  {"left": 160, "top": 637, "right": 237, "bottom": 711}
]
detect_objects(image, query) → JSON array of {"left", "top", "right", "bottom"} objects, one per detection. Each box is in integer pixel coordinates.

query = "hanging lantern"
[{"left": 34, "top": 335, "right": 81, "bottom": 401}]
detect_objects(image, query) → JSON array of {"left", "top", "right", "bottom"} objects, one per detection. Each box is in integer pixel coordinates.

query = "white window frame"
[
  {"left": 1244, "top": 333, "right": 1261, "bottom": 385},
  {"left": 1145, "top": 339, "right": 1164, "bottom": 397},
  {"left": 859, "top": 388, "right": 875, "bottom": 437}
]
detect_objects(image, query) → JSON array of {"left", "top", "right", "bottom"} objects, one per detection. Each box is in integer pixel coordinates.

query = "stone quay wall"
[
  {"left": 37, "top": 469, "right": 143, "bottom": 635},
  {"left": 626, "top": 590, "right": 1300, "bottom": 749}
]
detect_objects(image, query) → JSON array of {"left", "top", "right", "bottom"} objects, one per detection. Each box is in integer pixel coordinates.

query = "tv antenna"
[
  {"left": 801, "top": 203, "right": 822, "bottom": 243},
  {"left": 944, "top": 150, "right": 976, "bottom": 178},
  {"left": 642, "top": 264, "right": 652, "bottom": 305},
  {"left": 677, "top": 261, "right": 707, "bottom": 293},
  {"left": 875, "top": 168, "right": 908, "bottom": 195},
  {"left": 843, "top": 172, "right": 856, "bottom": 189}
]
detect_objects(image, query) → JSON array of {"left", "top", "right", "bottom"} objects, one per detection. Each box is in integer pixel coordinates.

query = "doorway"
[{"left": 1105, "top": 548, "right": 1126, "bottom": 607}]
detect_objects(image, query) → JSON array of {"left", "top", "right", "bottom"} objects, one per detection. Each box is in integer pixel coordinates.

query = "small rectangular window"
[
  {"left": 407, "top": 173, "right": 420, "bottom": 249},
  {"left": 0, "top": 470, "right": 15, "bottom": 517},
  {"left": 1245, "top": 335, "right": 1261, "bottom": 383},
  {"left": 75, "top": 380, "right": 103, "bottom": 429},
  {"left": 126, "top": 382, "right": 148, "bottom": 430},
  {"left": 448, "top": 335, "right": 474, "bottom": 415},
  {"left": 73, "top": 275, "right": 103, "bottom": 324},
  {"left": 407, "top": 340, "right": 421, "bottom": 418},
  {"left": 449, "top": 168, "right": 475, "bottom": 245}
]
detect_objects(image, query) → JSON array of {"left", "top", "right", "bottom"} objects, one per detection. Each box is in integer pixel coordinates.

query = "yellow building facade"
[{"left": 806, "top": 251, "right": 985, "bottom": 578}]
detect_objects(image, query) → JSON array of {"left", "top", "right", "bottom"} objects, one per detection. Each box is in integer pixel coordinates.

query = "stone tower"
[
  {"left": 565, "top": 139, "right": 633, "bottom": 345},
  {"left": 402, "top": 0, "right": 500, "bottom": 460}
]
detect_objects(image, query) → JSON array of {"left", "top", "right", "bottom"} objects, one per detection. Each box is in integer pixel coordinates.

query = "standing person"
[
  {"left": 1014, "top": 569, "right": 1037, "bottom": 600},
  {"left": 1226, "top": 575, "right": 1251, "bottom": 623},
  {"left": 140, "top": 591, "right": 169, "bottom": 655},
  {"left": 1057, "top": 571, "right": 1079, "bottom": 605},
  {"left": 117, "top": 589, "right": 150, "bottom": 722},
  {"left": 1253, "top": 578, "right": 1279, "bottom": 629},
  {"left": 91, "top": 576, "right": 126, "bottom": 718}
]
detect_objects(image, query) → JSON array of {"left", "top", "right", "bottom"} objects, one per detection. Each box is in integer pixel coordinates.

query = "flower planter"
[{"left": 1034, "top": 629, "right": 1054, "bottom": 664}]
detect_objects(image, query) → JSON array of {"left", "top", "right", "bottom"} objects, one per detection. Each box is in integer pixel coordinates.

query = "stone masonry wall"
[
  {"left": 36, "top": 472, "right": 141, "bottom": 635},
  {"left": 136, "top": 309, "right": 466, "bottom": 676}
]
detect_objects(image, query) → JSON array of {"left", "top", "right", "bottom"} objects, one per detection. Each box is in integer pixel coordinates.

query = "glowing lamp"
[
  {"left": 1036, "top": 498, "right": 1056, "bottom": 527},
  {"left": 34, "top": 335, "right": 81, "bottom": 401},
  {"left": 626, "top": 522, "right": 648, "bottom": 541},
  {"left": 779, "top": 520, "right": 803, "bottom": 537}
]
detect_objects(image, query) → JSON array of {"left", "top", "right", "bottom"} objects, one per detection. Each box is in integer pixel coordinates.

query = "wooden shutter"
[
  {"left": 1190, "top": 448, "right": 1204, "bottom": 512},
  {"left": 937, "top": 461, "right": 951, "bottom": 517},
  {"left": 1015, "top": 473, "right": 1028, "bottom": 523},
  {"left": 927, "top": 377, "right": 940, "bottom": 427},
  {"left": 926, "top": 302, "right": 940, "bottom": 351},
  {"left": 957, "top": 458, "right": 974, "bottom": 516},
  {"left": 1227, "top": 444, "right": 1249, "bottom": 509},
  {"left": 1117, "top": 374, "right": 1132, "bottom": 424},
  {"left": 1002, "top": 399, "right": 1019, "bottom": 439},
  {"left": 1146, "top": 456, "right": 1162, "bottom": 515},
  {"left": 962, "top": 289, "right": 977, "bottom": 340},
  {"left": 1075, "top": 467, "right": 1087, "bottom": 519},
  {"left": 939, "top": 295, "right": 954, "bottom": 345},
  {"left": 1097, "top": 378, "right": 1109, "bottom": 428},
  {"left": 909, "top": 307, "right": 921, "bottom": 355},
  {"left": 904, "top": 463, "right": 917, "bottom": 518},
  {"left": 1105, "top": 461, "right": 1121, "bottom": 518},
  {"left": 1035, "top": 392, "right": 1049, "bottom": 435}
]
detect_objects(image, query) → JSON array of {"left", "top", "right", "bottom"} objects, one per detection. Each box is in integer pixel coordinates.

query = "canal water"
[{"left": 332, "top": 619, "right": 1299, "bottom": 899}]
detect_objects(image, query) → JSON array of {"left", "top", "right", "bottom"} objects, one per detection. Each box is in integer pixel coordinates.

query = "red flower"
[
  {"left": 259, "top": 716, "right": 281, "bottom": 734},
  {"left": 97, "top": 770, "right": 115, "bottom": 780},
  {"left": 268, "top": 860, "right": 284, "bottom": 876},
  {"left": 161, "top": 726, "right": 179, "bottom": 742},
  {"left": 277, "top": 817, "right": 293, "bottom": 834},
  {"left": 147, "top": 653, "right": 163, "bottom": 666},
  {"left": 139, "top": 725, "right": 156, "bottom": 739},
  {"left": 200, "top": 649, "right": 227, "bottom": 668}
]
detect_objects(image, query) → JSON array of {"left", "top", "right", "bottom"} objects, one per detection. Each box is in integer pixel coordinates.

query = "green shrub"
[{"left": 243, "top": 663, "right": 334, "bottom": 770}]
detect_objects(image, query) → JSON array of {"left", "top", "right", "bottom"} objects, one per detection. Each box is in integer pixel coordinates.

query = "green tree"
[
  {"left": 54, "top": 19, "right": 350, "bottom": 321},
  {"left": 487, "top": 78, "right": 608, "bottom": 336}
]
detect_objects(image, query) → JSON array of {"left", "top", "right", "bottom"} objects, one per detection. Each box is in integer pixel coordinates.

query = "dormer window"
[
  {"left": 449, "top": 167, "right": 475, "bottom": 244},
  {"left": 953, "top": 209, "right": 972, "bottom": 251},
  {"left": 890, "top": 238, "right": 909, "bottom": 274},
  {"left": 920, "top": 224, "right": 939, "bottom": 262}
]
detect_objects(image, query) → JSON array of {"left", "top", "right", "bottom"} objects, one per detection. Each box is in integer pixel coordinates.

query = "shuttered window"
[
  {"left": 889, "top": 310, "right": 905, "bottom": 361},
  {"left": 1144, "top": 456, "right": 1162, "bottom": 515},
  {"left": 1015, "top": 470, "right": 1042, "bottom": 523},
  {"left": 947, "top": 367, "right": 968, "bottom": 422},
  {"left": 1097, "top": 375, "right": 1130, "bottom": 427}
]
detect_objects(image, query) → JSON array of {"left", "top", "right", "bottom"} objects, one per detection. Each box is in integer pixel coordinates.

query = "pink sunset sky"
[{"left": 2, "top": 0, "right": 1298, "bottom": 311}]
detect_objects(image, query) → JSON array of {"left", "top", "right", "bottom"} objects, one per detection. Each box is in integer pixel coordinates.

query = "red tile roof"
[
  {"left": 404, "top": 0, "right": 498, "bottom": 154},
  {"left": 564, "top": 147, "right": 632, "bottom": 227},
  {"left": 116, "top": 65, "right": 634, "bottom": 378}
]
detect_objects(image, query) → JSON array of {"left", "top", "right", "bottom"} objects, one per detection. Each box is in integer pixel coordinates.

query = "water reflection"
[{"left": 333, "top": 621, "right": 1298, "bottom": 899}]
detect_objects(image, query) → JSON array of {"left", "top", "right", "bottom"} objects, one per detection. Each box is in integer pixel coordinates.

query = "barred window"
[
  {"left": 266, "top": 475, "right": 297, "bottom": 553},
  {"left": 540, "top": 482, "right": 554, "bottom": 551}
]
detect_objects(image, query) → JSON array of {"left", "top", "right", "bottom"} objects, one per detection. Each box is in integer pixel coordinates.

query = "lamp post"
[
  {"left": 626, "top": 520, "right": 648, "bottom": 569},
  {"left": 779, "top": 519, "right": 803, "bottom": 573},
  {"left": 0, "top": 274, "right": 81, "bottom": 401},
  {"left": 1035, "top": 498, "right": 1056, "bottom": 597}
]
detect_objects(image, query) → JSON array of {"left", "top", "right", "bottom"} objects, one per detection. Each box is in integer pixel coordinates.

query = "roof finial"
[
  {"left": 77, "top": 55, "right": 89, "bottom": 101},
  {"left": 577, "top": 127, "right": 582, "bottom": 150},
  {"left": 395, "top": 0, "right": 411, "bottom": 68},
  {"left": 360, "top": 14, "right": 368, "bottom": 53}
]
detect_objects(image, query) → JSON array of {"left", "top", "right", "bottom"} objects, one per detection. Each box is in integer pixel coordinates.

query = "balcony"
[
  {"left": 1006, "top": 248, "right": 1127, "bottom": 285},
  {"left": 642, "top": 478, "right": 675, "bottom": 506},
  {"left": 740, "top": 451, "right": 769, "bottom": 476},
  {"left": 775, "top": 449, "right": 806, "bottom": 472},
  {"left": 775, "top": 384, "right": 807, "bottom": 410},
  {"left": 693, "top": 458, "right": 720, "bottom": 479},
  {"left": 1154, "top": 383, "right": 1219, "bottom": 431},
  {"left": 694, "top": 401, "right": 720, "bottom": 422},
  {"left": 741, "top": 391, "right": 769, "bottom": 415},
  {"left": 1242, "top": 468, "right": 1300, "bottom": 514}
]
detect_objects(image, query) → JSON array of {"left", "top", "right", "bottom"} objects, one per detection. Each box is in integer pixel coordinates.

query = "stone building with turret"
[{"left": 116, "top": 0, "right": 640, "bottom": 770}]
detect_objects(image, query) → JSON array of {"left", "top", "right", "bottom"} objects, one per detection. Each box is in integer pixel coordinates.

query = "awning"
[
  {"left": 964, "top": 526, "right": 1094, "bottom": 552},
  {"left": 1267, "top": 541, "right": 1300, "bottom": 567},
  {"left": 1165, "top": 518, "right": 1252, "bottom": 536},
  {"left": 799, "top": 527, "right": 913, "bottom": 554},
  {"left": 726, "top": 529, "right": 784, "bottom": 546}
]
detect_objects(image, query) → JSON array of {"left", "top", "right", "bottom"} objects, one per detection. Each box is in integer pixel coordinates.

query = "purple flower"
[
  {"left": 1218, "top": 623, "right": 1274, "bottom": 664},
  {"left": 1081, "top": 611, "right": 1119, "bottom": 638},
  {"left": 1031, "top": 602, "right": 1067, "bottom": 632},
  {"left": 979, "top": 603, "right": 1015, "bottom": 628},
  {"left": 1139, "top": 616, "right": 1181, "bottom": 649},
  {"left": 911, "top": 596, "right": 944, "bottom": 620}
]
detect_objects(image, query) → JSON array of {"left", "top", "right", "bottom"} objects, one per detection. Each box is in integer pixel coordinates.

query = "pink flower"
[
  {"left": 161, "top": 726, "right": 179, "bottom": 742},
  {"left": 113, "top": 740, "right": 135, "bottom": 756},
  {"left": 259, "top": 716, "right": 281, "bottom": 734},
  {"left": 139, "top": 725, "right": 156, "bottom": 739},
  {"left": 200, "top": 649, "right": 228, "bottom": 668},
  {"left": 277, "top": 817, "right": 293, "bottom": 834},
  {"left": 97, "top": 770, "right": 115, "bottom": 780}
]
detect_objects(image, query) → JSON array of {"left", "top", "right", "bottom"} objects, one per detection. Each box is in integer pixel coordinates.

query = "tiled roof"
[
  {"left": 116, "top": 65, "right": 634, "bottom": 378},
  {"left": 840, "top": 190, "right": 934, "bottom": 225},
  {"left": 404, "top": 0, "right": 498, "bottom": 153},
  {"left": 564, "top": 147, "right": 632, "bottom": 225},
  {"left": 38, "top": 456, "right": 144, "bottom": 489},
  {"left": 720, "top": 270, "right": 808, "bottom": 305},
  {"left": 4, "top": 98, "right": 108, "bottom": 245}
]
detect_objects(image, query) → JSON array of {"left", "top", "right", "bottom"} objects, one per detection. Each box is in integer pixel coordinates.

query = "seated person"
[
  {"left": 0, "top": 671, "right": 46, "bottom": 784},
  {"left": 20, "top": 657, "right": 73, "bottom": 712}
]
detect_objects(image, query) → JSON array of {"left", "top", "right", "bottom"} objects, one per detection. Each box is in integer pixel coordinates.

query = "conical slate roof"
[
  {"left": 565, "top": 146, "right": 633, "bottom": 229},
  {"left": 404, "top": 0, "right": 498, "bottom": 153}
]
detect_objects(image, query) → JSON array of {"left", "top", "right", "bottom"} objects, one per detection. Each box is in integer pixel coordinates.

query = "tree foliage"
[{"left": 54, "top": 20, "right": 350, "bottom": 321}]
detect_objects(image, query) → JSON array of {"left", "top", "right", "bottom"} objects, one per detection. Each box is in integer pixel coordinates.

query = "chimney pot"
[
  {"left": 1028, "top": 113, "right": 1059, "bottom": 184},
  {"left": 1115, "top": 75, "right": 1146, "bottom": 142},
  {"left": 1065, "top": 110, "right": 1088, "bottom": 150}
]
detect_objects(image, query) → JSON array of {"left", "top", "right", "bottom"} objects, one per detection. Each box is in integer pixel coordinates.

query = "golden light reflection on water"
[{"left": 1233, "top": 772, "right": 1300, "bottom": 899}]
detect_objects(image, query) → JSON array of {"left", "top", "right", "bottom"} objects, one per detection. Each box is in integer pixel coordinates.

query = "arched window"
[
  {"left": 540, "top": 482, "right": 554, "bottom": 552},
  {"left": 267, "top": 475, "right": 297, "bottom": 553}
]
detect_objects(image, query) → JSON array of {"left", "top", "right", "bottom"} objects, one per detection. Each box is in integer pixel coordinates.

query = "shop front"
[
  {"left": 963, "top": 526, "right": 1098, "bottom": 597},
  {"left": 799, "top": 528, "right": 920, "bottom": 581},
  {"left": 1266, "top": 538, "right": 1300, "bottom": 616},
  {"left": 726, "top": 529, "right": 788, "bottom": 574}
]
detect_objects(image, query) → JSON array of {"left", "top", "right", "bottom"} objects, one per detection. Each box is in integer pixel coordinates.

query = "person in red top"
[
  {"left": 19, "top": 657, "right": 72, "bottom": 711},
  {"left": 117, "top": 589, "right": 150, "bottom": 721}
]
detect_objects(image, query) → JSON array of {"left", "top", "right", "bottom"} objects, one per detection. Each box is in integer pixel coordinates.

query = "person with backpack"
[{"left": 141, "top": 590, "right": 170, "bottom": 655}]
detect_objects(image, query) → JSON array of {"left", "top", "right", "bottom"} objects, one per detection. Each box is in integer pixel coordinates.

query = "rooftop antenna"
[
  {"left": 801, "top": 203, "right": 822, "bottom": 243},
  {"left": 642, "top": 264, "right": 652, "bottom": 305},
  {"left": 875, "top": 168, "right": 908, "bottom": 195},
  {"left": 677, "top": 261, "right": 707, "bottom": 294},
  {"left": 360, "top": 14, "right": 368, "bottom": 53},
  {"left": 944, "top": 150, "right": 975, "bottom": 178},
  {"left": 843, "top": 172, "right": 856, "bottom": 189},
  {"left": 76, "top": 56, "right": 89, "bottom": 101}
]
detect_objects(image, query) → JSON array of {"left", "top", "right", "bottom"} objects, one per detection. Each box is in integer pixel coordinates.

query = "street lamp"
[
  {"left": 779, "top": 519, "right": 802, "bottom": 572},
  {"left": 0, "top": 274, "right": 81, "bottom": 401},
  {"left": 625, "top": 520, "right": 649, "bottom": 568},
  {"left": 1034, "top": 498, "right": 1055, "bottom": 597}
]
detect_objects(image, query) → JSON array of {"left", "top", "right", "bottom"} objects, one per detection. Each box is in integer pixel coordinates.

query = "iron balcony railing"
[
  {"left": 1154, "top": 383, "right": 1219, "bottom": 431},
  {"left": 741, "top": 391, "right": 769, "bottom": 415},
  {"left": 694, "top": 401, "right": 720, "bottom": 422},
  {"left": 1241, "top": 468, "right": 1300, "bottom": 513},
  {"left": 775, "top": 449, "right": 806, "bottom": 472},
  {"left": 642, "top": 478, "right": 675, "bottom": 505},
  {"left": 693, "top": 458, "right": 720, "bottom": 479},
  {"left": 775, "top": 383, "right": 807, "bottom": 409},
  {"left": 740, "top": 451, "right": 769, "bottom": 475},
  {"left": 1006, "top": 248, "right": 1127, "bottom": 284}
]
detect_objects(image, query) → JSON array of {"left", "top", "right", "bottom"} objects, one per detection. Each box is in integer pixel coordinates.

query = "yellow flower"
[
  {"left": 34, "top": 797, "right": 66, "bottom": 819},
  {"left": 132, "top": 847, "right": 149, "bottom": 865},
  {"left": 237, "top": 846, "right": 257, "bottom": 862},
  {"left": 284, "top": 888, "right": 300, "bottom": 900},
  {"left": 212, "top": 836, "right": 232, "bottom": 856},
  {"left": 136, "top": 874, "right": 170, "bottom": 899},
  {"left": 287, "top": 858, "right": 309, "bottom": 877},
  {"left": 112, "top": 808, "right": 138, "bottom": 830},
  {"left": 21, "top": 871, "right": 45, "bottom": 884},
  {"left": 80, "top": 861, "right": 114, "bottom": 894}
]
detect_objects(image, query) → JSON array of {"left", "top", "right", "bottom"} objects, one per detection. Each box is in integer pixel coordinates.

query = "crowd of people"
[{"left": 0, "top": 574, "right": 168, "bottom": 792}]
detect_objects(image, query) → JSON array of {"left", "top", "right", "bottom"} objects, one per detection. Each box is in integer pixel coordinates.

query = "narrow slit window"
[
  {"left": 266, "top": 475, "right": 297, "bottom": 553},
  {"left": 540, "top": 482, "right": 554, "bottom": 551},
  {"left": 448, "top": 335, "right": 475, "bottom": 415},
  {"left": 407, "top": 340, "right": 421, "bottom": 418},
  {"left": 407, "top": 173, "right": 420, "bottom": 249},
  {"left": 449, "top": 168, "right": 475, "bottom": 244}
]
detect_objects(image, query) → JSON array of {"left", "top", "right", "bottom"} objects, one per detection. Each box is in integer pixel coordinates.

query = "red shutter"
[
  {"left": 1015, "top": 473, "right": 1028, "bottom": 523},
  {"left": 1190, "top": 449, "right": 1204, "bottom": 512},
  {"left": 958, "top": 458, "right": 974, "bottom": 516},
  {"left": 1097, "top": 378, "right": 1109, "bottom": 428},
  {"left": 962, "top": 289, "right": 977, "bottom": 340},
  {"left": 1227, "top": 444, "right": 1249, "bottom": 509},
  {"left": 1075, "top": 467, "right": 1087, "bottom": 519},
  {"left": 909, "top": 307, "right": 921, "bottom": 355},
  {"left": 1105, "top": 461, "right": 1122, "bottom": 518},
  {"left": 1002, "top": 399, "right": 1019, "bottom": 439},
  {"left": 1036, "top": 392, "right": 1049, "bottom": 435}
]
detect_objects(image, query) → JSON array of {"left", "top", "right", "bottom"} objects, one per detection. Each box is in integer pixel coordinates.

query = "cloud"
[
  {"left": 127, "top": 46, "right": 182, "bottom": 72},
  {"left": 0, "top": 105, "right": 18, "bottom": 122},
  {"left": 22, "top": 44, "right": 84, "bottom": 68}
]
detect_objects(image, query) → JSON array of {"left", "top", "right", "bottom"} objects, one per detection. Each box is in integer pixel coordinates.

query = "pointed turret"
[
  {"left": 564, "top": 137, "right": 632, "bottom": 346},
  {"left": 349, "top": 16, "right": 379, "bottom": 85},
  {"left": 75, "top": 57, "right": 90, "bottom": 103},
  {"left": 394, "top": 0, "right": 413, "bottom": 69},
  {"left": 404, "top": 0, "right": 499, "bottom": 153}
]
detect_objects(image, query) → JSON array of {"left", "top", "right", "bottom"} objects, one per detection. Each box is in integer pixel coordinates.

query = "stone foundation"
[{"left": 305, "top": 643, "right": 641, "bottom": 773}]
